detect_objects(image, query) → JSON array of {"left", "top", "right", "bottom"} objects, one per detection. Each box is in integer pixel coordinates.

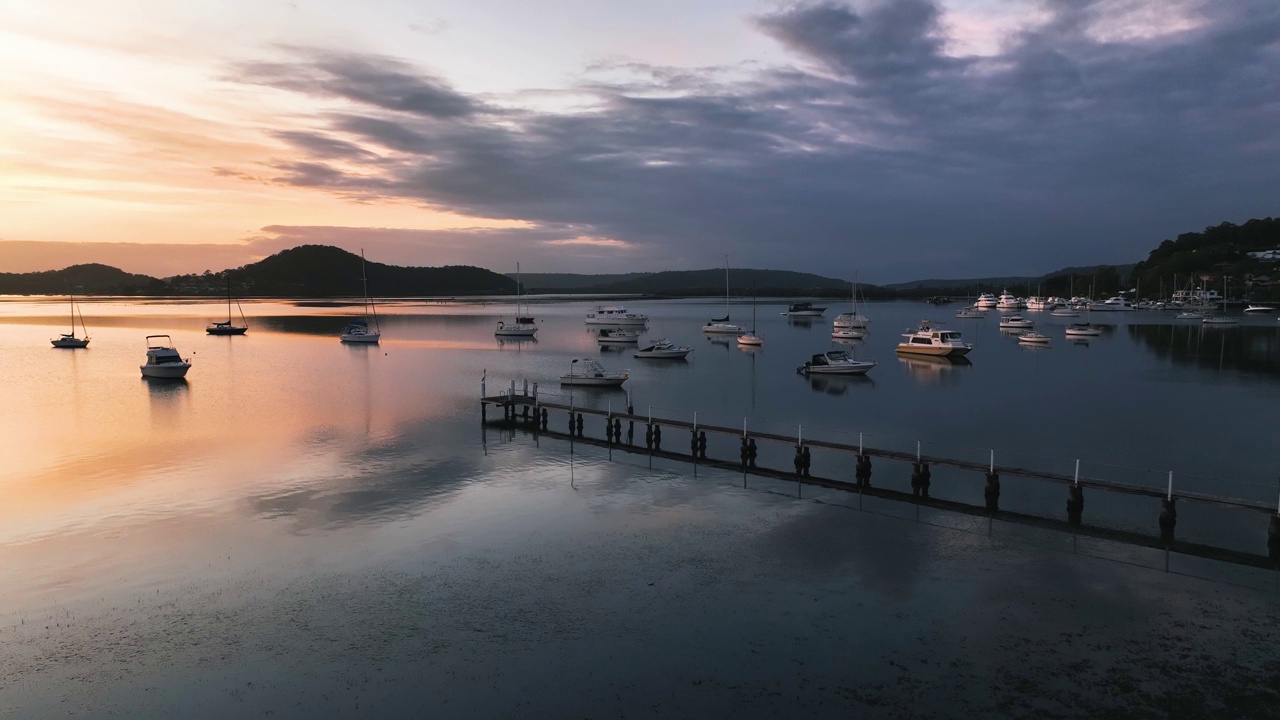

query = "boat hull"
[
  {"left": 340, "top": 332, "right": 381, "bottom": 344},
  {"left": 634, "top": 350, "right": 690, "bottom": 359},
  {"left": 51, "top": 338, "right": 90, "bottom": 348},
  {"left": 560, "top": 376, "right": 628, "bottom": 386},
  {"left": 495, "top": 327, "right": 537, "bottom": 337},
  {"left": 896, "top": 344, "right": 971, "bottom": 357},
  {"left": 586, "top": 317, "right": 648, "bottom": 326},
  {"left": 783, "top": 310, "right": 825, "bottom": 317},
  {"left": 206, "top": 326, "right": 248, "bottom": 335},
  {"left": 799, "top": 363, "right": 876, "bottom": 375},
  {"left": 702, "top": 324, "right": 743, "bottom": 334},
  {"left": 140, "top": 363, "right": 191, "bottom": 379}
]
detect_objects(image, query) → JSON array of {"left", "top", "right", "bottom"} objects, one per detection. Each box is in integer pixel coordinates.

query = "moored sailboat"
[
  {"left": 50, "top": 292, "right": 91, "bottom": 348},
  {"left": 340, "top": 250, "right": 381, "bottom": 343}
]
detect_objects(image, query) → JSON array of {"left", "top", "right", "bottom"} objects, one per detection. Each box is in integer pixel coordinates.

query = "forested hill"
[
  {"left": 519, "top": 269, "right": 858, "bottom": 296},
  {"left": 1130, "top": 218, "right": 1280, "bottom": 292},
  {"left": 0, "top": 264, "right": 164, "bottom": 295},
  {"left": 172, "top": 245, "right": 515, "bottom": 296}
]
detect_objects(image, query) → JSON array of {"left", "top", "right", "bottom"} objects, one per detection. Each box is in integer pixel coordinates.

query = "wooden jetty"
[{"left": 481, "top": 379, "right": 1280, "bottom": 571}]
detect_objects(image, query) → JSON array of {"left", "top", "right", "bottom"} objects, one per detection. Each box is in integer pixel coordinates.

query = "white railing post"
[
  {"left": 989, "top": 449, "right": 994, "bottom": 474},
  {"left": 859, "top": 432, "right": 863, "bottom": 455},
  {"left": 693, "top": 411, "right": 698, "bottom": 434},
  {"left": 1167, "top": 471, "right": 1173, "bottom": 500},
  {"left": 916, "top": 440, "right": 921, "bottom": 462},
  {"left": 742, "top": 418, "right": 747, "bottom": 438},
  {"left": 1074, "top": 459, "right": 1080, "bottom": 485},
  {"left": 798, "top": 425, "right": 803, "bottom": 445}
]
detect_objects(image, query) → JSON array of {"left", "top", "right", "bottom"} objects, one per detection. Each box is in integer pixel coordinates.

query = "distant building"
[{"left": 1246, "top": 249, "right": 1280, "bottom": 261}]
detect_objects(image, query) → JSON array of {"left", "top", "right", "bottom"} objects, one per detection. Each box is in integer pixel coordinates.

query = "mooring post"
[
  {"left": 482, "top": 369, "right": 487, "bottom": 398},
  {"left": 1159, "top": 471, "right": 1177, "bottom": 545},
  {"left": 510, "top": 379, "right": 515, "bottom": 399},
  {"left": 1067, "top": 459, "right": 1084, "bottom": 525}
]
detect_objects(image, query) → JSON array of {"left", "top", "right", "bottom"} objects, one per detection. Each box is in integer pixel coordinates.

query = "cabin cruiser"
[
  {"left": 1245, "top": 305, "right": 1276, "bottom": 314},
  {"left": 1202, "top": 315, "right": 1239, "bottom": 325},
  {"left": 1025, "top": 297, "right": 1053, "bottom": 311},
  {"left": 140, "top": 335, "right": 191, "bottom": 379},
  {"left": 896, "top": 322, "right": 973, "bottom": 357},
  {"left": 1017, "top": 332, "right": 1051, "bottom": 345},
  {"left": 1175, "top": 311, "right": 1204, "bottom": 320},
  {"left": 597, "top": 328, "right": 641, "bottom": 343},
  {"left": 974, "top": 293, "right": 998, "bottom": 309},
  {"left": 560, "top": 358, "right": 628, "bottom": 386},
  {"left": 1064, "top": 323, "right": 1102, "bottom": 337},
  {"left": 955, "top": 307, "right": 986, "bottom": 318},
  {"left": 996, "top": 289, "right": 1022, "bottom": 309},
  {"left": 585, "top": 306, "right": 649, "bottom": 326},
  {"left": 796, "top": 350, "right": 877, "bottom": 376},
  {"left": 831, "top": 327, "right": 866, "bottom": 339},
  {"left": 1050, "top": 307, "right": 1080, "bottom": 318},
  {"left": 1088, "top": 296, "right": 1135, "bottom": 311},
  {"left": 998, "top": 315, "right": 1034, "bottom": 329},
  {"left": 634, "top": 339, "right": 691, "bottom": 359},
  {"left": 340, "top": 320, "right": 381, "bottom": 344},
  {"left": 782, "top": 302, "right": 826, "bottom": 317}
]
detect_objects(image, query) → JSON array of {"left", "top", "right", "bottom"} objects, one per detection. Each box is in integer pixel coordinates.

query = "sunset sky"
[{"left": 1, "top": 0, "right": 1276, "bottom": 280}]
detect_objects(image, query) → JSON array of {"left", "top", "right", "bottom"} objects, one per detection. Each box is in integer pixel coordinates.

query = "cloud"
[{"left": 215, "top": 1, "right": 1280, "bottom": 280}]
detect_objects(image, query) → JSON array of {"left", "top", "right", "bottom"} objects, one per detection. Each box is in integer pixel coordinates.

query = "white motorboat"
[
  {"left": 1025, "top": 297, "right": 1052, "bottom": 311},
  {"left": 561, "top": 358, "right": 628, "bottom": 386},
  {"left": 831, "top": 328, "right": 866, "bottom": 339},
  {"left": 1018, "top": 332, "right": 1051, "bottom": 345},
  {"left": 597, "top": 328, "right": 641, "bottom": 343},
  {"left": 974, "top": 293, "right": 998, "bottom": 309},
  {"left": 996, "top": 289, "right": 1022, "bottom": 309},
  {"left": 1244, "top": 304, "right": 1276, "bottom": 314},
  {"left": 703, "top": 255, "right": 742, "bottom": 333},
  {"left": 340, "top": 250, "right": 381, "bottom": 344},
  {"left": 206, "top": 274, "right": 248, "bottom": 335},
  {"left": 1088, "top": 296, "right": 1135, "bottom": 311},
  {"left": 1175, "top": 311, "right": 1204, "bottom": 320},
  {"left": 1050, "top": 307, "right": 1080, "bottom": 318},
  {"left": 896, "top": 321, "right": 973, "bottom": 357},
  {"left": 782, "top": 301, "right": 826, "bottom": 317},
  {"left": 496, "top": 262, "right": 538, "bottom": 337},
  {"left": 1064, "top": 323, "right": 1102, "bottom": 337},
  {"left": 50, "top": 292, "right": 90, "bottom": 348},
  {"left": 833, "top": 275, "right": 870, "bottom": 329},
  {"left": 998, "top": 315, "right": 1034, "bottom": 329},
  {"left": 1202, "top": 316, "right": 1238, "bottom": 325},
  {"left": 140, "top": 335, "right": 191, "bottom": 379},
  {"left": 955, "top": 307, "right": 986, "bottom": 319},
  {"left": 796, "top": 350, "right": 877, "bottom": 375},
  {"left": 634, "top": 339, "right": 691, "bottom": 359},
  {"left": 585, "top": 306, "right": 649, "bottom": 326}
]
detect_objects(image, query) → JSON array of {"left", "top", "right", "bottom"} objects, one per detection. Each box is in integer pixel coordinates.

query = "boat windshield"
[
  {"left": 827, "top": 351, "right": 850, "bottom": 361},
  {"left": 940, "top": 332, "right": 962, "bottom": 341}
]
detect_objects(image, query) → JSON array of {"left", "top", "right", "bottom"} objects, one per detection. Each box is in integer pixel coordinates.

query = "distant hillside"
[
  {"left": 520, "top": 268, "right": 859, "bottom": 296},
  {"left": 0, "top": 263, "right": 164, "bottom": 295},
  {"left": 1131, "top": 218, "right": 1280, "bottom": 297},
  {"left": 174, "top": 245, "right": 515, "bottom": 297}
]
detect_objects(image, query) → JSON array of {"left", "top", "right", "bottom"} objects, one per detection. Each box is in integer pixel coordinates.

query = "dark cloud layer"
[{"left": 227, "top": 0, "right": 1280, "bottom": 280}]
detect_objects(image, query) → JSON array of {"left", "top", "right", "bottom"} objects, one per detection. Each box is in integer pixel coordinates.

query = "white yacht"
[
  {"left": 634, "top": 339, "right": 691, "bottom": 359},
  {"left": 50, "top": 293, "right": 90, "bottom": 348},
  {"left": 340, "top": 250, "right": 381, "bottom": 344},
  {"left": 496, "top": 262, "right": 537, "bottom": 337},
  {"left": 1064, "top": 323, "right": 1101, "bottom": 337},
  {"left": 1244, "top": 305, "right": 1276, "bottom": 314},
  {"left": 1017, "top": 332, "right": 1051, "bottom": 345},
  {"left": 955, "top": 307, "right": 986, "bottom": 319},
  {"left": 560, "top": 358, "right": 628, "bottom": 386},
  {"left": 996, "top": 289, "right": 1022, "bottom": 309},
  {"left": 585, "top": 306, "right": 649, "bottom": 326},
  {"left": 597, "top": 328, "right": 641, "bottom": 343},
  {"left": 140, "top": 335, "right": 191, "bottom": 379},
  {"left": 999, "top": 315, "right": 1034, "bottom": 329},
  {"left": 831, "top": 327, "right": 866, "bottom": 339},
  {"left": 832, "top": 276, "right": 870, "bottom": 329},
  {"left": 796, "top": 350, "right": 877, "bottom": 376},
  {"left": 1175, "top": 310, "right": 1205, "bottom": 320},
  {"left": 974, "top": 293, "right": 998, "bottom": 309},
  {"left": 1025, "top": 297, "right": 1052, "bottom": 311},
  {"left": 1088, "top": 296, "right": 1135, "bottom": 312},
  {"left": 896, "top": 322, "right": 973, "bottom": 357}
]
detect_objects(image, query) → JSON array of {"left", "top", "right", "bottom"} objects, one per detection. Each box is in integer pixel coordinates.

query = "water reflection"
[
  {"left": 804, "top": 374, "right": 875, "bottom": 395},
  {"left": 1127, "top": 323, "right": 1280, "bottom": 377},
  {"left": 898, "top": 355, "right": 972, "bottom": 385}
]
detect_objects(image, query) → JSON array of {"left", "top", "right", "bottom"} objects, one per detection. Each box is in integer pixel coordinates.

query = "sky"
[{"left": 1, "top": 0, "right": 1277, "bottom": 282}]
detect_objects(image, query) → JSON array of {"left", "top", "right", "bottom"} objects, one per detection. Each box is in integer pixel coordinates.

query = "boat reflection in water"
[
  {"left": 805, "top": 373, "right": 874, "bottom": 395},
  {"left": 898, "top": 354, "right": 972, "bottom": 385}
]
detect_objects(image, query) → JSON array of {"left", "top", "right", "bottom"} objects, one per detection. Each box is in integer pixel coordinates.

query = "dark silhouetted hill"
[{"left": 0, "top": 264, "right": 165, "bottom": 295}]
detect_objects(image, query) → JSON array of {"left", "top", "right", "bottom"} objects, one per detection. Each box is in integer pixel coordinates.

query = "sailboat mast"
[
  {"left": 724, "top": 254, "right": 729, "bottom": 317},
  {"left": 226, "top": 274, "right": 233, "bottom": 323},
  {"left": 517, "top": 262, "right": 522, "bottom": 316},
  {"left": 69, "top": 292, "right": 75, "bottom": 334}
]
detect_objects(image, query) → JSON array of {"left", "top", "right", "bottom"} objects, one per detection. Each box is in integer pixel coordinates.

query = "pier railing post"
[
  {"left": 1159, "top": 471, "right": 1176, "bottom": 545},
  {"left": 1067, "top": 459, "right": 1084, "bottom": 525},
  {"left": 985, "top": 449, "right": 999, "bottom": 514}
]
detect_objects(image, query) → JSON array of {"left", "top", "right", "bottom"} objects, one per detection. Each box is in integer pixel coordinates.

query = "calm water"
[{"left": 2, "top": 298, "right": 1278, "bottom": 718}]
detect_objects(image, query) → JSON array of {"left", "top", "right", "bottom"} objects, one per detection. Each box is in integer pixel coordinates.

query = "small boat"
[
  {"left": 996, "top": 289, "right": 1022, "bottom": 309},
  {"left": 585, "top": 306, "right": 649, "bottom": 326},
  {"left": 206, "top": 274, "right": 248, "bottom": 335},
  {"left": 597, "top": 328, "right": 641, "bottom": 343},
  {"left": 1088, "top": 296, "right": 1136, "bottom": 311},
  {"left": 1244, "top": 305, "right": 1276, "bottom": 314},
  {"left": 51, "top": 292, "right": 90, "bottom": 348},
  {"left": 140, "top": 335, "right": 191, "bottom": 379},
  {"left": 704, "top": 256, "right": 742, "bottom": 333},
  {"left": 561, "top": 358, "right": 628, "bottom": 386},
  {"left": 998, "top": 315, "right": 1034, "bottom": 329},
  {"left": 1050, "top": 307, "right": 1080, "bottom": 318},
  {"left": 1175, "top": 311, "right": 1204, "bottom": 320},
  {"left": 1202, "top": 316, "right": 1239, "bottom": 325},
  {"left": 1064, "top": 323, "right": 1102, "bottom": 337},
  {"left": 974, "top": 293, "right": 998, "bottom": 309},
  {"left": 831, "top": 328, "right": 866, "bottom": 340},
  {"left": 496, "top": 262, "right": 537, "bottom": 337},
  {"left": 340, "top": 250, "right": 381, "bottom": 344},
  {"left": 782, "top": 302, "right": 826, "bottom": 317},
  {"left": 1025, "top": 297, "right": 1052, "bottom": 311},
  {"left": 738, "top": 290, "right": 764, "bottom": 346},
  {"left": 955, "top": 307, "right": 986, "bottom": 318},
  {"left": 833, "top": 275, "right": 870, "bottom": 329},
  {"left": 1018, "top": 332, "right": 1051, "bottom": 344},
  {"left": 896, "top": 321, "right": 973, "bottom": 357},
  {"left": 634, "top": 339, "right": 691, "bottom": 359},
  {"left": 796, "top": 350, "right": 877, "bottom": 376}
]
